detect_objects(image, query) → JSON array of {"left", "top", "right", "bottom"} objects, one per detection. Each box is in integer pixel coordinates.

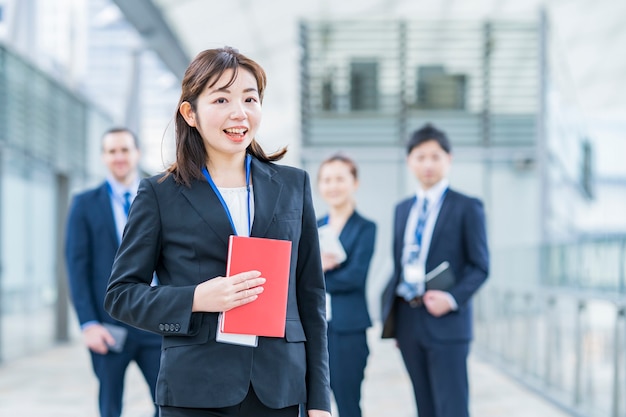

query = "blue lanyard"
[
  {"left": 201, "top": 155, "right": 252, "bottom": 236},
  {"left": 414, "top": 188, "right": 448, "bottom": 247}
]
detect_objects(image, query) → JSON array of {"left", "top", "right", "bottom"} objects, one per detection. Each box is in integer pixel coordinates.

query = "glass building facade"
[
  {"left": 0, "top": 0, "right": 179, "bottom": 362},
  {"left": 298, "top": 15, "right": 625, "bottom": 416},
  {"left": 298, "top": 16, "right": 570, "bottom": 298},
  {"left": 0, "top": 44, "right": 111, "bottom": 361}
]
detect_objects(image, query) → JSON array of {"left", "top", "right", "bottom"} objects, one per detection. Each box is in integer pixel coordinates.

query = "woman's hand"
[
  {"left": 308, "top": 410, "right": 332, "bottom": 417},
  {"left": 192, "top": 270, "right": 265, "bottom": 312},
  {"left": 320, "top": 252, "right": 340, "bottom": 272}
]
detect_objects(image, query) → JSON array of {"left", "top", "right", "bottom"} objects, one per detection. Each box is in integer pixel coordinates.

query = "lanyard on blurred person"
[
  {"left": 202, "top": 154, "right": 252, "bottom": 236},
  {"left": 412, "top": 188, "right": 448, "bottom": 257}
]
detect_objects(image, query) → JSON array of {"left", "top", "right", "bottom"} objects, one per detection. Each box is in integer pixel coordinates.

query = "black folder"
[{"left": 425, "top": 261, "right": 456, "bottom": 291}]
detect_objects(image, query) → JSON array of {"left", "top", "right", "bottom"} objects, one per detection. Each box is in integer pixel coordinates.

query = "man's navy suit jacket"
[
  {"left": 318, "top": 211, "right": 375, "bottom": 333},
  {"left": 381, "top": 188, "right": 489, "bottom": 342},
  {"left": 64, "top": 182, "right": 161, "bottom": 342},
  {"left": 104, "top": 158, "right": 331, "bottom": 412}
]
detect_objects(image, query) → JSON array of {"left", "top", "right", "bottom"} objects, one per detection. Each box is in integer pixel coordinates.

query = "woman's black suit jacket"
[
  {"left": 317, "top": 211, "right": 375, "bottom": 333},
  {"left": 104, "top": 157, "right": 331, "bottom": 412}
]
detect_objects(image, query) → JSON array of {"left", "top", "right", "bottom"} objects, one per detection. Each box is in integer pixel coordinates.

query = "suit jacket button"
[
  {"left": 164, "top": 324, "right": 170, "bottom": 331},
  {"left": 174, "top": 324, "right": 180, "bottom": 332},
  {"left": 159, "top": 324, "right": 165, "bottom": 331}
]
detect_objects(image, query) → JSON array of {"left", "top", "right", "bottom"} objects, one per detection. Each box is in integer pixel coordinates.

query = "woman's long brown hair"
[{"left": 165, "top": 46, "right": 287, "bottom": 186}]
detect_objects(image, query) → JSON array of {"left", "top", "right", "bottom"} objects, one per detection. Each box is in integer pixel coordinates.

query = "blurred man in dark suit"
[
  {"left": 65, "top": 127, "right": 161, "bottom": 417},
  {"left": 381, "top": 123, "right": 489, "bottom": 417}
]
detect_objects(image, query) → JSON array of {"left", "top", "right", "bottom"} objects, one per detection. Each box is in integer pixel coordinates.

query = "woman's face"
[
  {"left": 180, "top": 68, "right": 261, "bottom": 161},
  {"left": 317, "top": 160, "right": 358, "bottom": 209}
]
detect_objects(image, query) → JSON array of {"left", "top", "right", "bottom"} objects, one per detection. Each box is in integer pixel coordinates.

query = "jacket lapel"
[
  {"left": 428, "top": 189, "right": 454, "bottom": 260},
  {"left": 180, "top": 178, "right": 234, "bottom": 246},
  {"left": 179, "top": 157, "right": 282, "bottom": 245},
  {"left": 97, "top": 183, "right": 120, "bottom": 246},
  {"left": 249, "top": 158, "right": 282, "bottom": 238},
  {"left": 395, "top": 198, "right": 415, "bottom": 265},
  {"left": 338, "top": 211, "right": 358, "bottom": 250}
]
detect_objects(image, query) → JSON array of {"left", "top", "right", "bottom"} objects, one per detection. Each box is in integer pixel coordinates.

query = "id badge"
[
  {"left": 325, "top": 292, "right": 332, "bottom": 321},
  {"left": 216, "top": 313, "right": 258, "bottom": 347},
  {"left": 404, "top": 263, "right": 425, "bottom": 285}
]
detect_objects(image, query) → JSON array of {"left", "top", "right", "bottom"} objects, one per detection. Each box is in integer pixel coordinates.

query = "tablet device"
[{"left": 425, "top": 261, "right": 456, "bottom": 291}]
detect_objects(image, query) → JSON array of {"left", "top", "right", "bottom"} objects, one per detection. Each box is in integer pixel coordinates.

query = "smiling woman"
[
  {"left": 178, "top": 66, "right": 262, "bottom": 183},
  {"left": 316, "top": 153, "right": 376, "bottom": 417},
  {"left": 166, "top": 47, "right": 287, "bottom": 188},
  {"left": 103, "top": 46, "right": 332, "bottom": 417}
]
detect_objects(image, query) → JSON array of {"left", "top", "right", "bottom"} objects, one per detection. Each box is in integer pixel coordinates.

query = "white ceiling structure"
[{"left": 151, "top": 0, "right": 625, "bottom": 172}]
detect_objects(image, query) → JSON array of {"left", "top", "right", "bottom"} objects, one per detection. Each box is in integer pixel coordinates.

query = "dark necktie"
[{"left": 123, "top": 191, "right": 132, "bottom": 217}]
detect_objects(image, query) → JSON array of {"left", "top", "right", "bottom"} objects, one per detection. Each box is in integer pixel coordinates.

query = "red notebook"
[{"left": 221, "top": 236, "right": 292, "bottom": 337}]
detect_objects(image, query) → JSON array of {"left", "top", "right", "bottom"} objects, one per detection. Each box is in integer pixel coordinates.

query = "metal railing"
[{"left": 475, "top": 237, "right": 626, "bottom": 417}]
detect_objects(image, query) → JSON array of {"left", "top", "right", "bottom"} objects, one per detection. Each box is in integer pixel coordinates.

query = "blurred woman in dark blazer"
[
  {"left": 316, "top": 154, "right": 376, "bottom": 417},
  {"left": 104, "top": 46, "right": 331, "bottom": 417}
]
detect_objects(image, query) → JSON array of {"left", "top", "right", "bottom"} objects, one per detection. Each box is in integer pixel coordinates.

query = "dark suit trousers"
[
  {"left": 328, "top": 328, "right": 369, "bottom": 417},
  {"left": 91, "top": 334, "right": 161, "bottom": 417},
  {"left": 395, "top": 301, "right": 470, "bottom": 417},
  {"left": 159, "top": 385, "right": 299, "bottom": 417}
]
